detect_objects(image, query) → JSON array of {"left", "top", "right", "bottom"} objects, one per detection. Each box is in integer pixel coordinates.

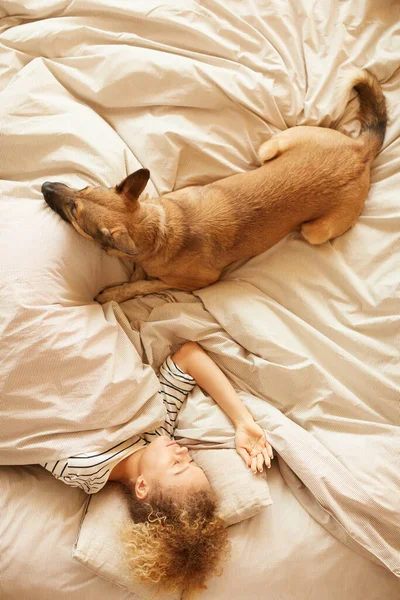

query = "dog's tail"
[{"left": 348, "top": 69, "right": 387, "bottom": 160}]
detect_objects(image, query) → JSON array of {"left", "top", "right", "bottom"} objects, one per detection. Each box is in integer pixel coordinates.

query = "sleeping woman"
[{"left": 41, "top": 341, "right": 273, "bottom": 595}]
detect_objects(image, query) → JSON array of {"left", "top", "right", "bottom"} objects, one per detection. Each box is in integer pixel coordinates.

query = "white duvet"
[{"left": 1, "top": 0, "right": 399, "bottom": 596}]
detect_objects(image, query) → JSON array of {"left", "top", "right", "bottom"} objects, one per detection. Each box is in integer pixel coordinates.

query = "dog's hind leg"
[
  {"left": 259, "top": 133, "right": 292, "bottom": 163},
  {"left": 301, "top": 211, "right": 359, "bottom": 245},
  {"left": 301, "top": 176, "right": 369, "bottom": 245}
]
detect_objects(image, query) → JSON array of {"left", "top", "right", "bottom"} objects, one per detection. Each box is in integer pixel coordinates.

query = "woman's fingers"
[
  {"left": 250, "top": 456, "right": 258, "bottom": 473},
  {"left": 266, "top": 441, "right": 273, "bottom": 460},
  {"left": 251, "top": 439, "right": 273, "bottom": 461},
  {"left": 237, "top": 442, "right": 274, "bottom": 474},
  {"left": 236, "top": 447, "right": 251, "bottom": 467},
  {"left": 263, "top": 448, "right": 271, "bottom": 469},
  {"left": 256, "top": 453, "right": 264, "bottom": 472},
  {"left": 250, "top": 437, "right": 266, "bottom": 457}
]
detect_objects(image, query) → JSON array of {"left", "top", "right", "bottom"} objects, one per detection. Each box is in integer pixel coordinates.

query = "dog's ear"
[
  {"left": 100, "top": 226, "right": 137, "bottom": 256},
  {"left": 116, "top": 168, "right": 150, "bottom": 200}
]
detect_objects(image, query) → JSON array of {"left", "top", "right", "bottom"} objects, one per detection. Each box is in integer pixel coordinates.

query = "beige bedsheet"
[
  {"left": 1, "top": 463, "right": 399, "bottom": 600},
  {"left": 0, "top": 0, "right": 399, "bottom": 597}
]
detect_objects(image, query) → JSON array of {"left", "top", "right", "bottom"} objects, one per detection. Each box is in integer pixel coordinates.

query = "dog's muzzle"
[{"left": 41, "top": 181, "right": 72, "bottom": 223}]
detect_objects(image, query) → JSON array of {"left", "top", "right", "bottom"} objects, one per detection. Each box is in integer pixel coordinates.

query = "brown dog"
[{"left": 42, "top": 69, "right": 386, "bottom": 304}]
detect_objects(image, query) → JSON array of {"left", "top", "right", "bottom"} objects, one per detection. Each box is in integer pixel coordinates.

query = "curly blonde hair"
[{"left": 119, "top": 483, "right": 230, "bottom": 596}]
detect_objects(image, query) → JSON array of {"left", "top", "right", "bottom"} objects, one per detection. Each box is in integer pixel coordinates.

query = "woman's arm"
[
  {"left": 172, "top": 342, "right": 273, "bottom": 472},
  {"left": 173, "top": 342, "right": 254, "bottom": 428}
]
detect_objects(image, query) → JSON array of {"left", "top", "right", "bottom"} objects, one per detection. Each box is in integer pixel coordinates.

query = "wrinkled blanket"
[{"left": 0, "top": 0, "right": 399, "bottom": 580}]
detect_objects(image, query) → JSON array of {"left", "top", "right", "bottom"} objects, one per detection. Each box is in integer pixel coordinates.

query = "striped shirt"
[{"left": 41, "top": 356, "right": 196, "bottom": 494}]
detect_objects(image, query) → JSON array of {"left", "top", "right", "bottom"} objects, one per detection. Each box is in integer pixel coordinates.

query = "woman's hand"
[
  {"left": 172, "top": 343, "right": 274, "bottom": 473},
  {"left": 235, "top": 420, "right": 273, "bottom": 473}
]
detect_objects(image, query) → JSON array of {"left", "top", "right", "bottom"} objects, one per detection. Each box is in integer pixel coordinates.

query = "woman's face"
[{"left": 137, "top": 435, "right": 210, "bottom": 498}]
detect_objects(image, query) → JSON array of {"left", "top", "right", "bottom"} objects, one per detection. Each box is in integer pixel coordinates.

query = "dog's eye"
[{"left": 70, "top": 202, "right": 77, "bottom": 216}]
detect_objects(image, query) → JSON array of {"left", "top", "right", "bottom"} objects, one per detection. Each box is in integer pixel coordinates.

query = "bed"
[{"left": 1, "top": 1, "right": 399, "bottom": 599}]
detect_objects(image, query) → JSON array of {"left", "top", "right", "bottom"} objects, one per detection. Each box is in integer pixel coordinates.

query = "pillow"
[
  {"left": 73, "top": 449, "right": 272, "bottom": 596},
  {"left": 189, "top": 448, "right": 273, "bottom": 526}
]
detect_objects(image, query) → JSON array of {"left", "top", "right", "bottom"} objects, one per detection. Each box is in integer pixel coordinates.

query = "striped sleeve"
[
  {"left": 41, "top": 357, "right": 196, "bottom": 492},
  {"left": 41, "top": 435, "right": 147, "bottom": 494},
  {"left": 142, "top": 356, "right": 196, "bottom": 441}
]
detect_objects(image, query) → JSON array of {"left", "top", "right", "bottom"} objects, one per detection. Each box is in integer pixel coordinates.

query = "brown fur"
[{"left": 42, "top": 69, "right": 386, "bottom": 304}]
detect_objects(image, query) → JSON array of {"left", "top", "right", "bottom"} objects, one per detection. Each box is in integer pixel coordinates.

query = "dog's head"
[{"left": 41, "top": 169, "right": 150, "bottom": 257}]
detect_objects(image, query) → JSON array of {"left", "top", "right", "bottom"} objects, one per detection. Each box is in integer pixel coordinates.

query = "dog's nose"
[
  {"left": 41, "top": 181, "right": 60, "bottom": 211},
  {"left": 41, "top": 181, "right": 71, "bottom": 222},
  {"left": 41, "top": 182, "right": 56, "bottom": 195}
]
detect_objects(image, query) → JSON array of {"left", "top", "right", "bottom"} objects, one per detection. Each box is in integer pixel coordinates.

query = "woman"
[{"left": 42, "top": 342, "right": 273, "bottom": 595}]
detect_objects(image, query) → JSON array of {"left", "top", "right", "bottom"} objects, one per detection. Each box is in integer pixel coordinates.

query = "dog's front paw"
[
  {"left": 95, "top": 282, "right": 139, "bottom": 304},
  {"left": 95, "top": 285, "right": 123, "bottom": 305}
]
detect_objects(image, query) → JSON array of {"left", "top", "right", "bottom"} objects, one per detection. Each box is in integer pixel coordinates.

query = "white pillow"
[
  {"left": 73, "top": 449, "right": 272, "bottom": 596},
  {"left": 190, "top": 448, "right": 273, "bottom": 526}
]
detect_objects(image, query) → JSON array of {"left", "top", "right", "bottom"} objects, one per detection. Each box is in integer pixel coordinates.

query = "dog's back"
[{"left": 42, "top": 69, "right": 387, "bottom": 301}]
